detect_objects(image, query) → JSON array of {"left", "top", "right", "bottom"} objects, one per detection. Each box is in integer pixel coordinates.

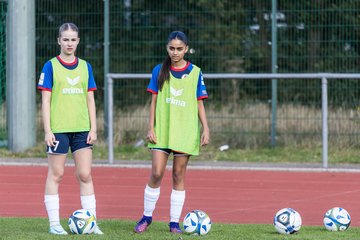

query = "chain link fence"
[
  {"left": 1, "top": 1, "right": 360, "bottom": 158},
  {"left": 0, "top": 0, "right": 6, "bottom": 144}
]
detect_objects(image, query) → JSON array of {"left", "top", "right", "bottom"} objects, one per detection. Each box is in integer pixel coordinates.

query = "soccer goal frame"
[{"left": 105, "top": 73, "right": 360, "bottom": 168}]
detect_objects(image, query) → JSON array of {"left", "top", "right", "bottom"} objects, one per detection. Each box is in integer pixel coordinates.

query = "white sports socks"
[
  {"left": 170, "top": 189, "right": 186, "bottom": 222},
  {"left": 44, "top": 194, "right": 60, "bottom": 226},
  {"left": 81, "top": 194, "right": 97, "bottom": 218},
  {"left": 143, "top": 185, "right": 160, "bottom": 217}
]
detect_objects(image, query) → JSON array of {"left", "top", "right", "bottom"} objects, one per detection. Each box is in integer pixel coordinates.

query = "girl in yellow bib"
[
  {"left": 38, "top": 23, "right": 103, "bottom": 235},
  {"left": 134, "top": 31, "right": 210, "bottom": 234}
]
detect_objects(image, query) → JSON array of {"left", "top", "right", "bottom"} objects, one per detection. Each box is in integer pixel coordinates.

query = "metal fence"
[
  {"left": 0, "top": 1, "right": 6, "bottom": 144},
  {"left": 1, "top": 1, "right": 360, "bottom": 154},
  {"left": 106, "top": 73, "right": 360, "bottom": 167},
  {"left": 33, "top": 0, "right": 360, "bottom": 99}
]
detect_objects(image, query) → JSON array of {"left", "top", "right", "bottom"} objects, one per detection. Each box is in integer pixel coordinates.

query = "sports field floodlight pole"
[
  {"left": 106, "top": 73, "right": 360, "bottom": 168},
  {"left": 7, "top": 0, "right": 36, "bottom": 152}
]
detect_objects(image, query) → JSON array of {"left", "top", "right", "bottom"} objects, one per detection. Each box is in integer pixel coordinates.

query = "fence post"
[
  {"left": 107, "top": 76, "right": 114, "bottom": 164},
  {"left": 270, "top": 0, "right": 278, "bottom": 148},
  {"left": 103, "top": 0, "right": 110, "bottom": 139},
  {"left": 321, "top": 77, "right": 328, "bottom": 168}
]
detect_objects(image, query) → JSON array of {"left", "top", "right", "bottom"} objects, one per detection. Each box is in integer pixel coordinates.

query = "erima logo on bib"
[
  {"left": 170, "top": 86, "right": 184, "bottom": 97},
  {"left": 62, "top": 76, "right": 84, "bottom": 94},
  {"left": 67, "top": 76, "right": 80, "bottom": 86},
  {"left": 167, "top": 86, "right": 186, "bottom": 107}
]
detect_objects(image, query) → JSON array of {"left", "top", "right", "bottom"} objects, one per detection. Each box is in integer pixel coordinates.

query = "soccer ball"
[
  {"left": 323, "top": 207, "right": 351, "bottom": 231},
  {"left": 68, "top": 209, "right": 96, "bottom": 234},
  {"left": 274, "top": 208, "right": 302, "bottom": 234},
  {"left": 183, "top": 210, "right": 212, "bottom": 235}
]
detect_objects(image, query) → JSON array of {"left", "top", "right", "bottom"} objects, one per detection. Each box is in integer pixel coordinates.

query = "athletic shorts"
[
  {"left": 151, "top": 148, "right": 190, "bottom": 156},
  {"left": 46, "top": 131, "right": 93, "bottom": 154}
]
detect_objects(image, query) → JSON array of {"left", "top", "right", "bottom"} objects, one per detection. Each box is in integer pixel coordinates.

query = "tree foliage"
[{"left": 34, "top": 0, "right": 360, "bottom": 107}]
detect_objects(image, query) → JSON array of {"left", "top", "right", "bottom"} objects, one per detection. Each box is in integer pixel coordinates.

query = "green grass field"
[
  {"left": 1, "top": 218, "right": 360, "bottom": 240},
  {"left": 2, "top": 143, "right": 360, "bottom": 165}
]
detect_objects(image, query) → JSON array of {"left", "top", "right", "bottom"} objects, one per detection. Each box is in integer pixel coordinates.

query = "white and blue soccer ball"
[
  {"left": 68, "top": 209, "right": 96, "bottom": 234},
  {"left": 274, "top": 208, "right": 302, "bottom": 234},
  {"left": 323, "top": 207, "right": 351, "bottom": 231},
  {"left": 183, "top": 210, "right": 212, "bottom": 235}
]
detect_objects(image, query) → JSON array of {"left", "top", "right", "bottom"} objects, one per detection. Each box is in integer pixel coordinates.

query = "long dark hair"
[{"left": 158, "top": 31, "right": 189, "bottom": 91}]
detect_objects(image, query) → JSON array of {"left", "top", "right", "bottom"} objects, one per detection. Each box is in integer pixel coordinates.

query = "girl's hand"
[
  {"left": 44, "top": 131, "right": 56, "bottom": 147},
  {"left": 87, "top": 130, "right": 97, "bottom": 144},
  {"left": 200, "top": 128, "right": 210, "bottom": 146},
  {"left": 147, "top": 129, "right": 157, "bottom": 144}
]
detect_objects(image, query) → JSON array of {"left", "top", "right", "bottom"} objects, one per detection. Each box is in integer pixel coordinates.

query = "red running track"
[{"left": 1, "top": 165, "right": 360, "bottom": 226}]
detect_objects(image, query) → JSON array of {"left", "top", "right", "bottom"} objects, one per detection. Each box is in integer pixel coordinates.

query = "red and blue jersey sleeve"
[
  {"left": 147, "top": 64, "right": 162, "bottom": 94},
  {"left": 37, "top": 60, "right": 53, "bottom": 91},
  {"left": 86, "top": 62, "right": 97, "bottom": 91},
  {"left": 197, "top": 71, "right": 208, "bottom": 100}
]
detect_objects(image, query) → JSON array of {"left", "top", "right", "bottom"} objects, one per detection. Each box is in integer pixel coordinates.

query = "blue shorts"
[
  {"left": 46, "top": 132, "right": 93, "bottom": 154},
  {"left": 151, "top": 148, "right": 190, "bottom": 156}
]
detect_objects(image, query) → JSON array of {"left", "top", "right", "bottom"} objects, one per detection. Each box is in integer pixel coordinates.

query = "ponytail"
[{"left": 158, "top": 56, "right": 171, "bottom": 91}]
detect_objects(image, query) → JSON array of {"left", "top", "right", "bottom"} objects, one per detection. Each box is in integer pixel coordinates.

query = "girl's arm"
[
  {"left": 42, "top": 91, "right": 56, "bottom": 147},
  {"left": 87, "top": 91, "right": 97, "bottom": 144},
  {"left": 198, "top": 100, "right": 210, "bottom": 146},
  {"left": 147, "top": 94, "right": 157, "bottom": 143}
]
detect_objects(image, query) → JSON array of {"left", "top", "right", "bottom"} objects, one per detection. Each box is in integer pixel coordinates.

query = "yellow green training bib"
[{"left": 148, "top": 65, "right": 201, "bottom": 155}]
